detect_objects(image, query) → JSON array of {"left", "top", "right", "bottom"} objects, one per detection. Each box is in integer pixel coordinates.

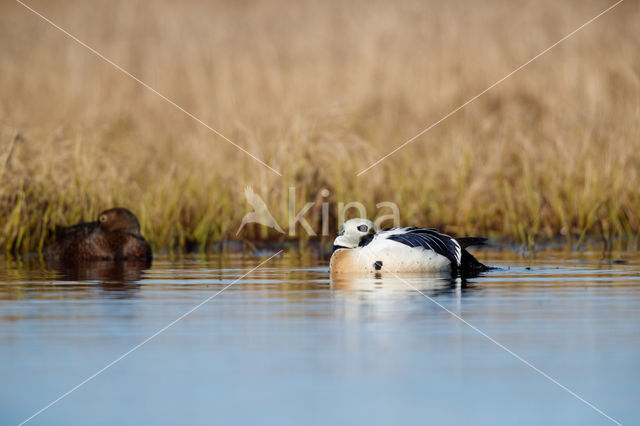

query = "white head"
[{"left": 332, "top": 218, "right": 378, "bottom": 252}]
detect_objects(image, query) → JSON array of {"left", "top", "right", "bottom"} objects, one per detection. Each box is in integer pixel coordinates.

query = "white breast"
[{"left": 330, "top": 238, "right": 452, "bottom": 274}]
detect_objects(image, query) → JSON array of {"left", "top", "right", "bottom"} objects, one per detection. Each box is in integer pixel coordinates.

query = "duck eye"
[
  {"left": 99, "top": 215, "right": 107, "bottom": 222},
  {"left": 357, "top": 225, "right": 368, "bottom": 232}
]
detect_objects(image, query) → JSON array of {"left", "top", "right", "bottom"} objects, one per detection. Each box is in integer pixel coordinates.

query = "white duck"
[{"left": 330, "top": 218, "right": 488, "bottom": 276}]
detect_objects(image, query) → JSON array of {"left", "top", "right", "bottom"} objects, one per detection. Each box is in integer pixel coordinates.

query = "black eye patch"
[{"left": 357, "top": 225, "right": 368, "bottom": 232}]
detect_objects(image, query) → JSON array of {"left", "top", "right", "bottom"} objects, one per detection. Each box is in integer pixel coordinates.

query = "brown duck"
[{"left": 44, "top": 208, "right": 152, "bottom": 261}]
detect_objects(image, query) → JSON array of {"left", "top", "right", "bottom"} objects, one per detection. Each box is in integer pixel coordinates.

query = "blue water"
[{"left": 1, "top": 251, "right": 638, "bottom": 425}]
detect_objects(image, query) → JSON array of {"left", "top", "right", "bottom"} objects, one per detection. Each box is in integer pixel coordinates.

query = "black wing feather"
[{"left": 386, "top": 228, "right": 460, "bottom": 266}]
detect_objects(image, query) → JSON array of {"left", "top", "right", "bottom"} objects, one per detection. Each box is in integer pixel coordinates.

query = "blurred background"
[{"left": 1, "top": 0, "right": 638, "bottom": 252}]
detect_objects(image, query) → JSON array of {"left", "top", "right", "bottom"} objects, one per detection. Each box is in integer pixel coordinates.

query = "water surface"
[{"left": 1, "top": 250, "right": 638, "bottom": 425}]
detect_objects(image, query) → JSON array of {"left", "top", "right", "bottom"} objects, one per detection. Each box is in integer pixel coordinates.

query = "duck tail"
[
  {"left": 458, "top": 248, "right": 489, "bottom": 276},
  {"left": 455, "top": 237, "right": 488, "bottom": 249},
  {"left": 46, "top": 224, "right": 68, "bottom": 241}
]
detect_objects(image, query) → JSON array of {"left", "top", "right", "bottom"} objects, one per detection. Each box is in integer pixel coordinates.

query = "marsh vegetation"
[{"left": 1, "top": 0, "right": 639, "bottom": 254}]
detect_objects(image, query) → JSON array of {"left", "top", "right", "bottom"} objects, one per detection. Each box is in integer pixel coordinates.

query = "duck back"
[{"left": 44, "top": 219, "right": 152, "bottom": 261}]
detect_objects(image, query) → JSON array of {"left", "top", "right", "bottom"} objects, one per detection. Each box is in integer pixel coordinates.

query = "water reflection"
[
  {"left": 330, "top": 269, "right": 483, "bottom": 299},
  {"left": 1, "top": 251, "right": 639, "bottom": 425},
  {"left": 46, "top": 258, "right": 151, "bottom": 283},
  {"left": 0, "top": 258, "right": 151, "bottom": 301},
  {"left": 331, "top": 273, "right": 465, "bottom": 296},
  {"left": 45, "top": 259, "right": 151, "bottom": 297}
]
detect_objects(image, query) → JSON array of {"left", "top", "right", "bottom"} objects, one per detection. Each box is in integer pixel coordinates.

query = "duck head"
[
  {"left": 98, "top": 208, "right": 142, "bottom": 235},
  {"left": 332, "top": 218, "right": 377, "bottom": 252}
]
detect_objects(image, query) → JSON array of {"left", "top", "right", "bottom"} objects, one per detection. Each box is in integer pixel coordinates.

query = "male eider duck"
[
  {"left": 330, "top": 218, "right": 487, "bottom": 276},
  {"left": 44, "top": 208, "right": 152, "bottom": 261}
]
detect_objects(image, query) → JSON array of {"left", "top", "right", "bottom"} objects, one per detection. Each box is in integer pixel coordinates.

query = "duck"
[
  {"left": 43, "top": 207, "right": 152, "bottom": 261},
  {"left": 330, "top": 218, "right": 488, "bottom": 276}
]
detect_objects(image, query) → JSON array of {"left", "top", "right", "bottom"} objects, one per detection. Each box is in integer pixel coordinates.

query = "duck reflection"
[
  {"left": 330, "top": 271, "right": 480, "bottom": 322},
  {"left": 45, "top": 258, "right": 151, "bottom": 296},
  {"left": 331, "top": 272, "right": 472, "bottom": 297}
]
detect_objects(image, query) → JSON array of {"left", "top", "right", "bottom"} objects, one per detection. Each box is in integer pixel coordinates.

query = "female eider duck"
[
  {"left": 330, "top": 218, "right": 487, "bottom": 276},
  {"left": 44, "top": 208, "right": 152, "bottom": 261}
]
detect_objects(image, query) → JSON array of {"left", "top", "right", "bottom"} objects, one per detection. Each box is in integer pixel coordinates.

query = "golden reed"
[{"left": 1, "top": 0, "right": 638, "bottom": 254}]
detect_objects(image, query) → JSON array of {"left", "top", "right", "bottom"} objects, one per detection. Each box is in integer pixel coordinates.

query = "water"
[{"left": 1, "top": 250, "right": 638, "bottom": 426}]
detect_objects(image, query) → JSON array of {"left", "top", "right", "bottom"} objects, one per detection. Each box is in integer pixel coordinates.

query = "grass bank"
[{"left": 1, "top": 0, "right": 639, "bottom": 254}]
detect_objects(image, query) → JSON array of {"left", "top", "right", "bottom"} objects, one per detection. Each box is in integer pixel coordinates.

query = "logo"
[
  {"left": 237, "top": 186, "right": 400, "bottom": 236},
  {"left": 236, "top": 187, "right": 285, "bottom": 235}
]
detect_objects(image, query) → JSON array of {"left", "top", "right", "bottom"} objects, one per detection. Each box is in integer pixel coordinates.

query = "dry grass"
[{"left": 1, "top": 0, "right": 639, "bottom": 254}]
